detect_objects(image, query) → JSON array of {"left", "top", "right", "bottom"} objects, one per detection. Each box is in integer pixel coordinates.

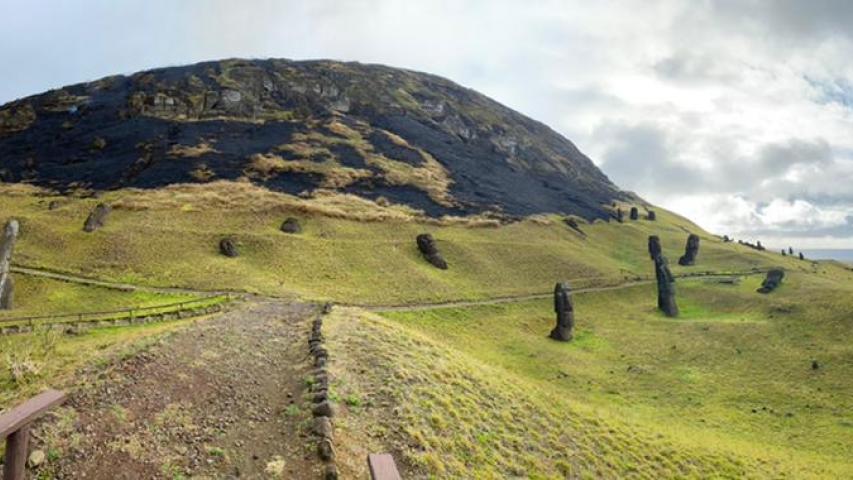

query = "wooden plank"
[
  {"left": 368, "top": 453, "right": 402, "bottom": 480},
  {"left": 0, "top": 389, "right": 67, "bottom": 438},
  {"left": 3, "top": 424, "right": 29, "bottom": 480}
]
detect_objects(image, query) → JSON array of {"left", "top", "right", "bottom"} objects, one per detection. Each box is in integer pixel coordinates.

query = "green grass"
[
  {"left": 0, "top": 275, "right": 204, "bottom": 322},
  {"left": 324, "top": 269, "right": 853, "bottom": 478},
  {"left": 0, "top": 183, "right": 820, "bottom": 305}
]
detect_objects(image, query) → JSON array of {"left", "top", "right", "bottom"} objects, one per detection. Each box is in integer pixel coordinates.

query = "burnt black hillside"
[{"left": 0, "top": 58, "right": 624, "bottom": 218}]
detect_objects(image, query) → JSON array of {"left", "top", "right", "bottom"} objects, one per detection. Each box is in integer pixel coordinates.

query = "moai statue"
[
  {"left": 549, "top": 282, "right": 574, "bottom": 341},
  {"left": 416, "top": 233, "right": 448, "bottom": 270},
  {"left": 0, "top": 219, "right": 20, "bottom": 309},
  {"left": 616, "top": 208, "right": 624, "bottom": 223},
  {"left": 83, "top": 203, "right": 111, "bottom": 232},
  {"left": 781, "top": 249, "right": 787, "bottom": 256},
  {"left": 629, "top": 207, "right": 639, "bottom": 220},
  {"left": 654, "top": 255, "right": 679, "bottom": 317},
  {"left": 647, "top": 210, "right": 657, "bottom": 221},
  {"left": 678, "top": 234, "right": 700, "bottom": 266},
  {"left": 648, "top": 235, "right": 662, "bottom": 261},
  {"left": 757, "top": 269, "right": 785, "bottom": 294},
  {"left": 756, "top": 240, "right": 765, "bottom": 251},
  {"left": 788, "top": 247, "right": 794, "bottom": 255},
  {"left": 799, "top": 252, "right": 804, "bottom": 260}
]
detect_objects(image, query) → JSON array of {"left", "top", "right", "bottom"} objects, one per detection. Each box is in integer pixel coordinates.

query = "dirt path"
[
  {"left": 367, "top": 273, "right": 758, "bottom": 312},
  {"left": 38, "top": 300, "right": 322, "bottom": 479}
]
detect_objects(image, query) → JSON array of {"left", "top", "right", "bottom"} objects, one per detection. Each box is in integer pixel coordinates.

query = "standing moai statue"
[
  {"left": 678, "top": 234, "right": 700, "bottom": 266},
  {"left": 629, "top": 207, "right": 639, "bottom": 220},
  {"left": 799, "top": 252, "right": 804, "bottom": 260},
  {"left": 648, "top": 235, "right": 662, "bottom": 260},
  {"left": 654, "top": 255, "right": 679, "bottom": 317},
  {"left": 549, "top": 282, "right": 574, "bottom": 341},
  {"left": 647, "top": 210, "right": 657, "bottom": 221},
  {"left": 0, "top": 219, "right": 20, "bottom": 309},
  {"left": 83, "top": 203, "right": 111, "bottom": 232},
  {"left": 788, "top": 247, "right": 794, "bottom": 255},
  {"left": 781, "top": 249, "right": 786, "bottom": 256}
]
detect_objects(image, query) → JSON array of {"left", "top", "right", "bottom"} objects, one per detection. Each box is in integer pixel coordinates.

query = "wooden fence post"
[{"left": 1, "top": 389, "right": 67, "bottom": 480}]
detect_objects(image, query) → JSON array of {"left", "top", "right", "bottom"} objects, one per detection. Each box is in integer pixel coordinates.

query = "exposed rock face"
[
  {"left": 629, "top": 207, "right": 639, "bottom": 220},
  {"left": 0, "top": 59, "right": 627, "bottom": 220},
  {"left": 416, "top": 233, "right": 448, "bottom": 270},
  {"left": 219, "top": 238, "right": 239, "bottom": 258},
  {"left": 648, "top": 235, "right": 662, "bottom": 261},
  {"left": 549, "top": 282, "right": 574, "bottom": 341},
  {"left": 654, "top": 255, "right": 678, "bottom": 317},
  {"left": 647, "top": 210, "right": 656, "bottom": 221},
  {"left": 678, "top": 234, "right": 700, "bottom": 266},
  {"left": 280, "top": 217, "right": 302, "bottom": 234},
  {"left": 83, "top": 203, "right": 111, "bottom": 232},
  {"left": 0, "top": 219, "right": 19, "bottom": 309},
  {"left": 757, "top": 269, "right": 784, "bottom": 294}
]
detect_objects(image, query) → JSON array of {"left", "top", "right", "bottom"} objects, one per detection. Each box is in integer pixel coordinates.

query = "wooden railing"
[
  {"left": 1, "top": 389, "right": 67, "bottom": 480},
  {"left": 368, "top": 453, "right": 402, "bottom": 480},
  {"left": 0, "top": 294, "right": 231, "bottom": 330}
]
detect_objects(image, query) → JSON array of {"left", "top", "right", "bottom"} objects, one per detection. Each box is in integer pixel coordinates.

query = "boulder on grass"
[{"left": 280, "top": 217, "right": 302, "bottom": 234}]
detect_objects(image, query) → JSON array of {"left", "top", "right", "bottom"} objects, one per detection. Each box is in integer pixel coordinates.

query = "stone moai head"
[
  {"left": 648, "top": 235, "right": 662, "bottom": 261},
  {"left": 629, "top": 207, "right": 639, "bottom": 220},
  {"left": 416, "top": 233, "right": 448, "bottom": 270},
  {"left": 678, "top": 234, "right": 700, "bottom": 266},
  {"left": 647, "top": 210, "right": 657, "bottom": 221},
  {"left": 550, "top": 282, "right": 574, "bottom": 342},
  {"left": 654, "top": 255, "right": 679, "bottom": 317}
]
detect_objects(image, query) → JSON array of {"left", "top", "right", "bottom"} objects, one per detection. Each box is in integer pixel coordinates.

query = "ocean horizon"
[{"left": 798, "top": 249, "right": 853, "bottom": 263}]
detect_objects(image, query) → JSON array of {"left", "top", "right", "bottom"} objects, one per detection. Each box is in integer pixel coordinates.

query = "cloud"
[{"left": 1, "top": 0, "right": 852, "bottom": 246}]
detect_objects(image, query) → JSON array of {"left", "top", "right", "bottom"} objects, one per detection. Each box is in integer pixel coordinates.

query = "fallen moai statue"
[
  {"left": 678, "top": 234, "right": 700, "bottom": 266},
  {"left": 564, "top": 217, "right": 586, "bottom": 236},
  {"left": 83, "top": 203, "right": 111, "bottom": 232},
  {"left": 416, "top": 233, "right": 448, "bottom": 269},
  {"left": 0, "top": 219, "right": 20, "bottom": 309},
  {"left": 219, "top": 238, "right": 239, "bottom": 258},
  {"left": 549, "top": 282, "right": 574, "bottom": 342},
  {"left": 757, "top": 269, "right": 784, "bottom": 294}
]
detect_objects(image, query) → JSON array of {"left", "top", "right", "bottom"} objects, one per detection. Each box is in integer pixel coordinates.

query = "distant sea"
[{"left": 799, "top": 249, "right": 853, "bottom": 264}]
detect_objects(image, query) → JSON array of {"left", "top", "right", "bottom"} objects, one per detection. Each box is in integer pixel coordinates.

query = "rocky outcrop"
[
  {"left": 648, "top": 235, "right": 662, "bottom": 261},
  {"left": 219, "top": 238, "right": 239, "bottom": 257},
  {"left": 678, "top": 234, "right": 700, "bottom": 266},
  {"left": 416, "top": 233, "right": 448, "bottom": 270},
  {"left": 0, "top": 219, "right": 20, "bottom": 309},
  {"left": 654, "top": 255, "right": 679, "bottom": 317},
  {"left": 629, "top": 207, "right": 639, "bottom": 220},
  {"left": 549, "top": 282, "right": 574, "bottom": 342},
  {"left": 280, "top": 217, "right": 302, "bottom": 234},
  {"left": 757, "top": 269, "right": 784, "bottom": 294},
  {"left": 83, "top": 203, "right": 111, "bottom": 232}
]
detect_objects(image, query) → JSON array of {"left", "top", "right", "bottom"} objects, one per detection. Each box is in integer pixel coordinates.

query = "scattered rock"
[
  {"left": 83, "top": 203, "right": 111, "bottom": 232},
  {"left": 322, "top": 302, "right": 333, "bottom": 314},
  {"left": 324, "top": 464, "right": 339, "bottom": 480},
  {"left": 318, "top": 438, "right": 335, "bottom": 461},
  {"left": 280, "top": 217, "right": 302, "bottom": 234},
  {"left": 812, "top": 360, "right": 820, "bottom": 370},
  {"left": 219, "top": 238, "right": 239, "bottom": 258},
  {"left": 0, "top": 219, "right": 19, "bottom": 310},
  {"left": 313, "top": 416, "right": 334, "bottom": 438},
  {"left": 28, "top": 449, "right": 46, "bottom": 468},
  {"left": 312, "top": 401, "right": 334, "bottom": 418},
  {"left": 548, "top": 282, "right": 574, "bottom": 342},
  {"left": 757, "top": 269, "right": 784, "bottom": 294},
  {"left": 629, "top": 207, "right": 639, "bottom": 220},
  {"left": 678, "top": 234, "right": 700, "bottom": 266},
  {"left": 416, "top": 233, "right": 448, "bottom": 270}
]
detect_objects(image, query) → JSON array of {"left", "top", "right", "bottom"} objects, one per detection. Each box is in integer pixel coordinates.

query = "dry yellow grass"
[
  {"left": 245, "top": 153, "right": 372, "bottom": 188},
  {"left": 168, "top": 142, "right": 219, "bottom": 158}
]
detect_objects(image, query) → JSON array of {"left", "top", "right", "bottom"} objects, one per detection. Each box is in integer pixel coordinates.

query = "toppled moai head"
[
  {"left": 280, "top": 217, "right": 302, "bottom": 234},
  {"left": 757, "top": 269, "right": 785, "bottom": 294},
  {"left": 416, "top": 233, "right": 448, "bottom": 270},
  {"left": 83, "top": 203, "right": 111, "bottom": 232},
  {"left": 219, "top": 237, "right": 239, "bottom": 258}
]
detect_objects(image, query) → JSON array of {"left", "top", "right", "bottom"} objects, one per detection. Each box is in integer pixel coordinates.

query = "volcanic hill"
[{"left": 0, "top": 58, "right": 624, "bottom": 219}]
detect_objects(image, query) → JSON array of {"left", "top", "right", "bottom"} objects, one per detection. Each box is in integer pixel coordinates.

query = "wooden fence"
[{"left": 1, "top": 389, "right": 67, "bottom": 480}]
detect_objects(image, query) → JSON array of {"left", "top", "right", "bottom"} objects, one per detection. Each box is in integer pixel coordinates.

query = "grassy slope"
[
  {"left": 0, "top": 275, "right": 200, "bottom": 321},
  {"left": 326, "top": 269, "right": 853, "bottom": 478},
  {"left": 0, "top": 183, "right": 815, "bottom": 304}
]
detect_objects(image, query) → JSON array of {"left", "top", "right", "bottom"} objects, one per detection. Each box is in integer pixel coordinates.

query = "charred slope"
[{"left": 0, "top": 58, "right": 624, "bottom": 218}]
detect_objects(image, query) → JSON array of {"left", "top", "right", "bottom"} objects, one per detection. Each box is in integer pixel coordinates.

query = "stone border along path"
[{"left": 309, "top": 302, "right": 339, "bottom": 480}]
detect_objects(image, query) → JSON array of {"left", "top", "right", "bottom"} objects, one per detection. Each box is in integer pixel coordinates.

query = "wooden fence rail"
[
  {"left": 1, "top": 389, "right": 67, "bottom": 480},
  {"left": 0, "top": 294, "right": 231, "bottom": 329},
  {"left": 368, "top": 453, "right": 402, "bottom": 480}
]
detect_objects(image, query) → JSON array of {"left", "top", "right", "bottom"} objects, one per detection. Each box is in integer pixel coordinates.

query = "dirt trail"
[{"left": 39, "top": 300, "right": 322, "bottom": 479}]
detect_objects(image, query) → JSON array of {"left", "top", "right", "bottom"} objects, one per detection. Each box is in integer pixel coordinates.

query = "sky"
[{"left": 2, "top": 0, "right": 853, "bottom": 248}]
